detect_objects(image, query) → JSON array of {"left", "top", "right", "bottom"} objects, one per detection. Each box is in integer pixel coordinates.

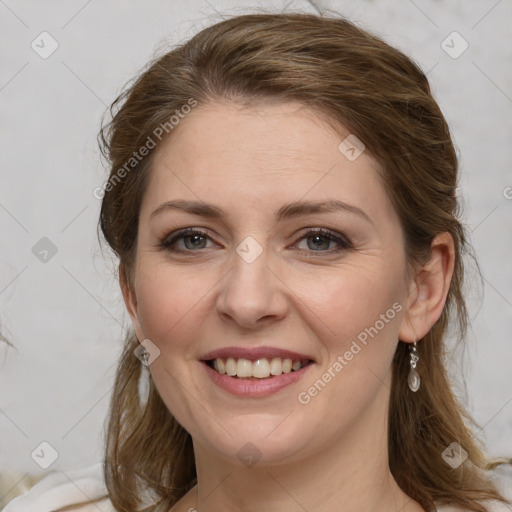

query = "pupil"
[
  {"left": 186, "top": 235, "right": 205, "bottom": 249},
  {"left": 309, "top": 235, "right": 328, "bottom": 250}
]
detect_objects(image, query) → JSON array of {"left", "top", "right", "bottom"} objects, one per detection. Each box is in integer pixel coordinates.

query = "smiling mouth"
[{"left": 205, "top": 357, "right": 313, "bottom": 379}]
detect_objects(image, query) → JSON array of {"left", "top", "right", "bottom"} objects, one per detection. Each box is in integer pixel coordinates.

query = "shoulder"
[
  {"left": 435, "top": 503, "right": 509, "bottom": 512},
  {"left": 436, "top": 502, "right": 511, "bottom": 512},
  {"left": 52, "top": 497, "right": 114, "bottom": 511},
  {"left": 3, "top": 462, "right": 116, "bottom": 512},
  {"left": 485, "top": 462, "right": 512, "bottom": 510},
  {"left": 435, "top": 462, "right": 512, "bottom": 512}
]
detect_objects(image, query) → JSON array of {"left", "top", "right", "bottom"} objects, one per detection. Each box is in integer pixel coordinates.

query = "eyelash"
[{"left": 159, "top": 227, "right": 353, "bottom": 256}]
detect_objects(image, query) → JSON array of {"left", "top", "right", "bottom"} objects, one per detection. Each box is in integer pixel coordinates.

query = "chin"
[{"left": 191, "top": 417, "right": 315, "bottom": 468}]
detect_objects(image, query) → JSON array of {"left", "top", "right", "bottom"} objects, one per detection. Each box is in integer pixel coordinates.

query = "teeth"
[
  {"left": 236, "top": 358, "right": 253, "bottom": 378},
  {"left": 282, "top": 358, "right": 293, "bottom": 373},
  {"left": 213, "top": 358, "right": 225, "bottom": 374},
  {"left": 210, "top": 357, "right": 309, "bottom": 379},
  {"left": 269, "top": 357, "right": 282, "bottom": 376},
  {"left": 252, "top": 358, "right": 270, "bottom": 378},
  {"left": 225, "top": 357, "right": 237, "bottom": 376}
]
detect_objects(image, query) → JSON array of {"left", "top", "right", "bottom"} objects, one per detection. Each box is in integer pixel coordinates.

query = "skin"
[{"left": 121, "top": 100, "right": 455, "bottom": 512}]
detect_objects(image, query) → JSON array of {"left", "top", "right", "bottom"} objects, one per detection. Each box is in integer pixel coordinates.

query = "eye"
[
  {"left": 159, "top": 227, "right": 352, "bottom": 255},
  {"left": 293, "top": 228, "right": 352, "bottom": 254},
  {"left": 160, "top": 228, "right": 214, "bottom": 252}
]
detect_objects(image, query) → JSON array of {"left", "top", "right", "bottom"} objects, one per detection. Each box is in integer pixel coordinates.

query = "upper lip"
[{"left": 200, "top": 346, "right": 315, "bottom": 362}]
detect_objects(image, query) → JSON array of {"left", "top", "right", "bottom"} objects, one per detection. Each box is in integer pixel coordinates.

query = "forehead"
[{"left": 141, "top": 100, "right": 397, "bottom": 226}]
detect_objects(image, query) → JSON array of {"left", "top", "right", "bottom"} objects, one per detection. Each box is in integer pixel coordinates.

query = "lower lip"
[{"left": 201, "top": 361, "right": 313, "bottom": 398}]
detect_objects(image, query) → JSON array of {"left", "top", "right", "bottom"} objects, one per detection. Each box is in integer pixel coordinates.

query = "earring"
[
  {"left": 408, "top": 341, "right": 420, "bottom": 392},
  {"left": 139, "top": 346, "right": 150, "bottom": 366},
  {"left": 138, "top": 347, "right": 151, "bottom": 408}
]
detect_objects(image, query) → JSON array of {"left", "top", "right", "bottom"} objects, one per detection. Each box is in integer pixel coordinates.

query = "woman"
[{"left": 5, "top": 10, "right": 511, "bottom": 512}]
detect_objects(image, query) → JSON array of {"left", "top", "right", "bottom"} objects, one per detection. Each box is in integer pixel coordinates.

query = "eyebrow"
[{"left": 150, "top": 199, "right": 373, "bottom": 225}]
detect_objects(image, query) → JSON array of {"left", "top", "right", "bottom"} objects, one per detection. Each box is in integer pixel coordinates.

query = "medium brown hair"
[{"left": 98, "top": 11, "right": 511, "bottom": 512}]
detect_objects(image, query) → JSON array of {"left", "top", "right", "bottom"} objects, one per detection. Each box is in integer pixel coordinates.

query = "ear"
[
  {"left": 119, "top": 263, "right": 145, "bottom": 342},
  {"left": 398, "top": 232, "right": 456, "bottom": 343}
]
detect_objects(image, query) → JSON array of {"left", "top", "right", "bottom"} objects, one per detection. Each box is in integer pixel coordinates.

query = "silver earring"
[
  {"left": 408, "top": 341, "right": 420, "bottom": 392},
  {"left": 138, "top": 348, "right": 151, "bottom": 407},
  {"left": 139, "top": 346, "right": 150, "bottom": 366}
]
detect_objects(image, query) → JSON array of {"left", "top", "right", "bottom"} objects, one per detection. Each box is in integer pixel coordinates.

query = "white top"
[{"left": 4, "top": 461, "right": 511, "bottom": 512}]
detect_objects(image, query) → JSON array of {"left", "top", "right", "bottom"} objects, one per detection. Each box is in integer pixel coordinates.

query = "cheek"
[
  {"left": 303, "top": 264, "right": 404, "bottom": 343},
  {"left": 309, "top": 274, "right": 404, "bottom": 398},
  {"left": 133, "top": 262, "right": 203, "bottom": 349},
  {"left": 302, "top": 271, "right": 403, "bottom": 413}
]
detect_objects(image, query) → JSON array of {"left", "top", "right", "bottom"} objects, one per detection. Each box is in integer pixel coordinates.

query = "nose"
[{"left": 216, "top": 240, "right": 288, "bottom": 330}]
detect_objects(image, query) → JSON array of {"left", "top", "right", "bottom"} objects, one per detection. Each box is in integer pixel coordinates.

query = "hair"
[{"left": 97, "top": 11, "right": 512, "bottom": 512}]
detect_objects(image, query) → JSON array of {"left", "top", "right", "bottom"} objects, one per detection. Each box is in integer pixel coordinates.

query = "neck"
[{"left": 188, "top": 383, "right": 424, "bottom": 512}]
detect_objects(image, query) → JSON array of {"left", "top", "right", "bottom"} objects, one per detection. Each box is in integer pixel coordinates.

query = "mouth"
[
  {"left": 204, "top": 357, "right": 314, "bottom": 379},
  {"left": 199, "top": 346, "right": 316, "bottom": 397}
]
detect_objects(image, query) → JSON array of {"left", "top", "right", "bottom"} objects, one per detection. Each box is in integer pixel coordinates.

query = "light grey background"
[{"left": 1, "top": 0, "right": 511, "bottom": 475}]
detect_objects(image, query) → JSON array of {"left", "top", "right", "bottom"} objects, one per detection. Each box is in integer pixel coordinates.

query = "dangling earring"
[
  {"left": 138, "top": 347, "right": 151, "bottom": 408},
  {"left": 408, "top": 341, "right": 420, "bottom": 392}
]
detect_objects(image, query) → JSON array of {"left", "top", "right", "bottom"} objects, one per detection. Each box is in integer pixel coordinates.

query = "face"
[{"left": 124, "top": 100, "right": 416, "bottom": 466}]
